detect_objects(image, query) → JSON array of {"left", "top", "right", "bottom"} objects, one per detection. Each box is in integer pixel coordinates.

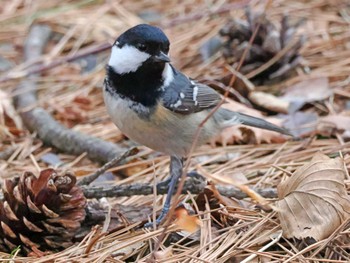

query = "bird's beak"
[{"left": 153, "top": 52, "right": 171, "bottom": 63}]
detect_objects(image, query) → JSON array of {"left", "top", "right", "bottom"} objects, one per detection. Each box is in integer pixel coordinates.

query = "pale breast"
[{"left": 103, "top": 89, "right": 217, "bottom": 156}]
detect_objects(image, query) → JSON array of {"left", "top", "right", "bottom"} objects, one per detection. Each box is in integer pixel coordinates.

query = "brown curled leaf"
[{"left": 276, "top": 152, "right": 350, "bottom": 241}]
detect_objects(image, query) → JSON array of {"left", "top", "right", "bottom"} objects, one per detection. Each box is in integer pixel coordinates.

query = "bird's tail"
[
  {"left": 236, "top": 112, "right": 291, "bottom": 136},
  {"left": 216, "top": 108, "right": 291, "bottom": 136}
]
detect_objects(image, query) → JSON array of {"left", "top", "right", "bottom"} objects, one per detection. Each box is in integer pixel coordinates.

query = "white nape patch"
[
  {"left": 161, "top": 63, "right": 174, "bottom": 90},
  {"left": 108, "top": 45, "right": 150, "bottom": 74},
  {"left": 192, "top": 86, "right": 198, "bottom": 105}
]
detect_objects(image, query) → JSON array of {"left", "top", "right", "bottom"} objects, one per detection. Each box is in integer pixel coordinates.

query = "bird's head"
[{"left": 108, "top": 24, "right": 171, "bottom": 75}]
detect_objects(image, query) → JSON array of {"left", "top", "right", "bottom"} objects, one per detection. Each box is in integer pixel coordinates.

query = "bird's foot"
[
  {"left": 143, "top": 156, "right": 183, "bottom": 228},
  {"left": 144, "top": 205, "right": 170, "bottom": 228},
  {"left": 144, "top": 170, "right": 204, "bottom": 228}
]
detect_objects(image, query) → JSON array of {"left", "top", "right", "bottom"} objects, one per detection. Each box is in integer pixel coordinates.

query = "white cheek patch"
[
  {"left": 160, "top": 63, "right": 174, "bottom": 90},
  {"left": 108, "top": 45, "right": 150, "bottom": 74}
]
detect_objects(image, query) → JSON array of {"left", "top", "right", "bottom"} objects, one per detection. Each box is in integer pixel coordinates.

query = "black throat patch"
[{"left": 106, "top": 62, "right": 165, "bottom": 108}]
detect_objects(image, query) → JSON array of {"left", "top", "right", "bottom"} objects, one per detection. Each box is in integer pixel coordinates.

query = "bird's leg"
[{"left": 145, "top": 156, "right": 183, "bottom": 227}]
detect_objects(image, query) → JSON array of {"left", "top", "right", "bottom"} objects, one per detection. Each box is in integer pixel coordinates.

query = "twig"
[
  {"left": 13, "top": 25, "right": 125, "bottom": 164},
  {"left": 81, "top": 175, "right": 278, "bottom": 199},
  {"left": 78, "top": 147, "right": 139, "bottom": 186}
]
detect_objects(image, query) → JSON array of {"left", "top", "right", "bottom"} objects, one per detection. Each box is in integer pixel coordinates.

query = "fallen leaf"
[
  {"left": 318, "top": 114, "right": 350, "bottom": 137},
  {"left": 280, "top": 77, "right": 331, "bottom": 113},
  {"left": 276, "top": 152, "right": 350, "bottom": 240},
  {"left": 174, "top": 207, "right": 202, "bottom": 233},
  {"left": 281, "top": 111, "right": 318, "bottom": 137},
  {"left": 212, "top": 99, "right": 287, "bottom": 145},
  {"left": 248, "top": 91, "right": 289, "bottom": 114}
]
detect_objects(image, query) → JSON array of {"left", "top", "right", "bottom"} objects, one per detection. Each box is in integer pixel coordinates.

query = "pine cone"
[
  {"left": 0, "top": 168, "right": 86, "bottom": 255},
  {"left": 219, "top": 8, "right": 306, "bottom": 85}
]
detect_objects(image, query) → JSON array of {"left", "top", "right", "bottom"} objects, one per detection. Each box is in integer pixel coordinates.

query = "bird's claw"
[{"left": 144, "top": 206, "right": 169, "bottom": 228}]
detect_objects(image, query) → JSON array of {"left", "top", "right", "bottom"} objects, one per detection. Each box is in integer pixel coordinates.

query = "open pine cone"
[
  {"left": 220, "top": 8, "right": 305, "bottom": 85},
  {"left": 0, "top": 169, "right": 86, "bottom": 255}
]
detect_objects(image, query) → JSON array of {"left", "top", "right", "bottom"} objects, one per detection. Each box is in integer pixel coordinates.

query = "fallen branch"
[
  {"left": 0, "top": 175, "right": 277, "bottom": 202},
  {"left": 13, "top": 25, "right": 125, "bottom": 164},
  {"left": 81, "top": 175, "right": 278, "bottom": 199}
]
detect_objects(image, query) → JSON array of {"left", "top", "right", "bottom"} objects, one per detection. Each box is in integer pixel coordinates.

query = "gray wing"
[
  {"left": 162, "top": 67, "right": 221, "bottom": 114},
  {"left": 161, "top": 66, "right": 292, "bottom": 136}
]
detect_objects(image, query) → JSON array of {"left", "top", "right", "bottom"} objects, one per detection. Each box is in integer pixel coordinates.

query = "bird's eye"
[
  {"left": 137, "top": 43, "right": 147, "bottom": 51},
  {"left": 164, "top": 44, "right": 170, "bottom": 53}
]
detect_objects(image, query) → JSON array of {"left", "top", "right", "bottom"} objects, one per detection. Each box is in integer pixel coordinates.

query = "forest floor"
[{"left": 0, "top": 0, "right": 350, "bottom": 262}]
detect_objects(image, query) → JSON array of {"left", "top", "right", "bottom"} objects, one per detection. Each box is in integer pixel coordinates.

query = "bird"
[{"left": 103, "top": 24, "right": 290, "bottom": 226}]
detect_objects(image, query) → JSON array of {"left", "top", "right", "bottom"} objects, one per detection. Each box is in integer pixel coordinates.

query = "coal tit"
[{"left": 103, "top": 24, "right": 289, "bottom": 225}]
